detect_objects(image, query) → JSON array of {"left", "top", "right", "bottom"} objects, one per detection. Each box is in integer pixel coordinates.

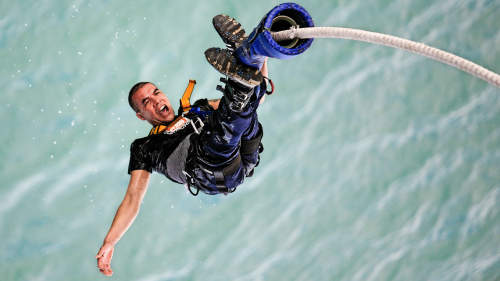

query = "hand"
[{"left": 95, "top": 243, "right": 114, "bottom": 276}]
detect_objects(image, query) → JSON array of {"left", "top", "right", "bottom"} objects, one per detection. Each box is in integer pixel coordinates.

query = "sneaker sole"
[
  {"left": 213, "top": 15, "right": 247, "bottom": 51},
  {"left": 205, "top": 47, "right": 263, "bottom": 88}
]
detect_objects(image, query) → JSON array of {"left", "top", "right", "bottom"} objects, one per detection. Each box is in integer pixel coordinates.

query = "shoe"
[
  {"left": 205, "top": 47, "right": 263, "bottom": 88},
  {"left": 213, "top": 15, "right": 248, "bottom": 52}
]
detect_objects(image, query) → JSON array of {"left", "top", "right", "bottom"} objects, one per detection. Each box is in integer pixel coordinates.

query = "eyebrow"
[{"left": 141, "top": 88, "right": 158, "bottom": 106}]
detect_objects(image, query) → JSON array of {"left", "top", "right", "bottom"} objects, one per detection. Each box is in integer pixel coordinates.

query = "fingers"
[
  {"left": 96, "top": 245, "right": 115, "bottom": 276},
  {"left": 97, "top": 258, "right": 113, "bottom": 276},
  {"left": 99, "top": 267, "right": 113, "bottom": 276}
]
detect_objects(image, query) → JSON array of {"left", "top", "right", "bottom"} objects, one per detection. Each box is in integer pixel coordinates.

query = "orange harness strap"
[{"left": 180, "top": 79, "right": 197, "bottom": 113}]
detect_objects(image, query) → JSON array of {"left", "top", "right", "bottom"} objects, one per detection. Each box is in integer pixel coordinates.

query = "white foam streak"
[
  {"left": 241, "top": 253, "right": 287, "bottom": 281},
  {"left": 400, "top": 201, "right": 432, "bottom": 235},
  {"left": 342, "top": 87, "right": 498, "bottom": 159},
  {"left": 0, "top": 172, "right": 47, "bottom": 226},
  {"left": 42, "top": 162, "right": 99, "bottom": 206},
  {"left": 462, "top": 185, "right": 500, "bottom": 237},
  {"left": 138, "top": 264, "right": 193, "bottom": 281},
  {"left": 366, "top": 249, "right": 406, "bottom": 281}
]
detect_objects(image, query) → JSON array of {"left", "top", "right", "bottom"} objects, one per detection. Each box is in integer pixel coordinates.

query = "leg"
[
  {"left": 186, "top": 16, "right": 271, "bottom": 194},
  {"left": 200, "top": 80, "right": 264, "bottom": 165},
  {"left": 190, "top": 78, "right": 266, "bottom": 194}
]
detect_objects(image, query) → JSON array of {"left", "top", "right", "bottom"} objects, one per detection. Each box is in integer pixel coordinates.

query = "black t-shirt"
[
  {"left": 128, "top": 131, "right": 193, "bottom": 183},
  {"left": 127, "top": 99, "right": 213, "bottom": 183}
]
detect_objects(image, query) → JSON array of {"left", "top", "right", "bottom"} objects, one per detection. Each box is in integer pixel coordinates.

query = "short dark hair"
[{"left": 128, "top": 82, "right": 153, "bottom": 112}]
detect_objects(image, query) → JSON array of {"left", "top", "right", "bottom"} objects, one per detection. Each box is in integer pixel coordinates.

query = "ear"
[{"left": 136, "top": 112, "right": 146, "bottom": 121}]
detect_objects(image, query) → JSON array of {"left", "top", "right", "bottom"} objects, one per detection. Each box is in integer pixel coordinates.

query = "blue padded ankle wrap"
[
  {"left": 261, "top": 3, "right": 314, "bottom": 56},
  {"left": 235, "top": 2, "right": 314, "bottom": 69}
]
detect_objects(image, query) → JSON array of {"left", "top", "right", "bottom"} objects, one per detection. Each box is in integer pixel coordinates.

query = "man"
[
  {"left": 96, "top": 6, "right": 313, "bottom": 275},
  {"left": 95, "top": 16, "right": 269, "bottom": 276}
]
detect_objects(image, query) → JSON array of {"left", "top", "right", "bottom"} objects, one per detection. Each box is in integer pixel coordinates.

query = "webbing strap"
[
  {"left": 197, "top": 124, "right": 262, "bottom": 193},
  {"left": 197, "top": 153, "right": 241, "bottom": 193},
  {"left": 221, "top": 153, "right": 241, "bottom": 175},
  {"left": 180, "top": 79, "right": 196, "bottom": 112},
  {"left": 213, "top": 171, "right": 227, "bottom": 192},
  {"left": 240, "top": 123, "right": 263, "bottom": 155},
  {"left": 149, "top": 124, "right": 167, "bottom": 135},
  {"left": 217, "top": 153, "right": 242, "bottom": 193}
]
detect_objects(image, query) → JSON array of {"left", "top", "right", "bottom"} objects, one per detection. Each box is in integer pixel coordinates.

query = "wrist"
[{"left": 103, "top": 237, "right": 118, "bottom": 246}]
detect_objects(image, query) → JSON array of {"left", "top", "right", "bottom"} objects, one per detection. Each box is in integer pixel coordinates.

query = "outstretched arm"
[{"left": 95, "top": 169, "right": 151, "bottom": 276}]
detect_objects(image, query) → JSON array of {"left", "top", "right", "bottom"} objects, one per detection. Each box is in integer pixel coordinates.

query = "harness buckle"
[
  {"left": 190, "top": 117, "right": 204, "bottom": 134},
  {"left": 234, "top": 101, "right": 246, "bottom": 109}
]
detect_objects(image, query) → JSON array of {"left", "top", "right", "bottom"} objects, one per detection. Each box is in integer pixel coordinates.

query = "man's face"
[{"left": 133, "top": 83, "right": 175, "bottom": 126}]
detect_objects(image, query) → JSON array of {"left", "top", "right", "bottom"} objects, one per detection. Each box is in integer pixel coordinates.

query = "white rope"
[{"left": 272, "top": 27, "right": 500, "bottom": 88}]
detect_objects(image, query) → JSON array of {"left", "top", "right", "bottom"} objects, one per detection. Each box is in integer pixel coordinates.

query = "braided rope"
[{"left": 272, "top": 27, "right": 500, "bottom": 88}]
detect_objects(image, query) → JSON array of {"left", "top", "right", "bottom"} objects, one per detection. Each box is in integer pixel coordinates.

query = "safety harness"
[{"left": 147, "top": 79, "right": 263, "bottom": 196}]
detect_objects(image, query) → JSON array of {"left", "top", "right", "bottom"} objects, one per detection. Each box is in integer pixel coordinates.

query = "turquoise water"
[{"left": 1, "top": 0, "right": 500, "bottom": 280}]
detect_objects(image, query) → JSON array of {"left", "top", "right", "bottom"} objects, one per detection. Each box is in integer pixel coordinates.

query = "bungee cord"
[{"left": 271, "top": 27, "right": 500, "bottom": 88}]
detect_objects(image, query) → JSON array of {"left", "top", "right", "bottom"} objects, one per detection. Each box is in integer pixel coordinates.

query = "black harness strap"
[
  {"left": 198, "top": 153, "right": 242, "bottom": 194},
  {"left": 186, "top": 123, "right": 264, "bottom": 196},
  {"left": 240, "top": 123, "right": 263, "bottom": 155},
  {"left": 217, "top": 153, "right": 241, "bottom": 193}
]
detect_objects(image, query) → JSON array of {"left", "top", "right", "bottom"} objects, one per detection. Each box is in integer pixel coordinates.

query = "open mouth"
[{"left": 159, "top": 105, "right": 169, "bottom": 116}]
